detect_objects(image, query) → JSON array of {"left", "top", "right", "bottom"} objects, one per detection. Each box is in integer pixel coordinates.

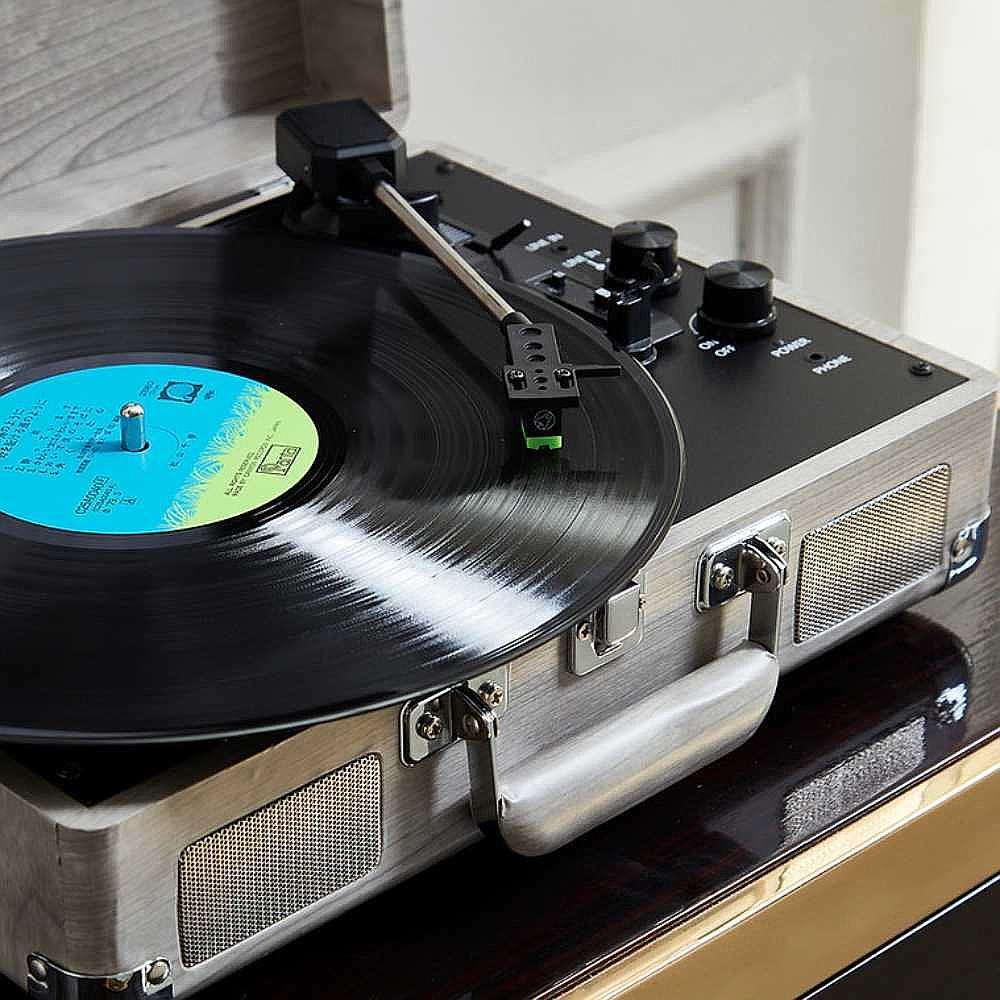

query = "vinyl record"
[{"left": 0, "top": 228, "right": 683, "bottom": 742}]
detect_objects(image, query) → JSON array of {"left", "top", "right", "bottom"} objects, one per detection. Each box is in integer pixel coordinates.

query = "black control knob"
[
  {"left": 696, "top": 260, "right": 776, "bottom": 339},
  {"left": 607, "top": 221, "right": 681, "bottom": 295}
]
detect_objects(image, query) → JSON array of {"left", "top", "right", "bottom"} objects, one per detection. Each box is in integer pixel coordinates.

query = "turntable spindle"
[{"left": 119, "top": 401, "right": 147, "bottom": 452}]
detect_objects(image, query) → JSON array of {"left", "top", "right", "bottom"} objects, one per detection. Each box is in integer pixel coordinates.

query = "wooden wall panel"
[
  {"left": 0, "top": 0, "right": 309, "bottom": 196},
  {"left": 0, "top": 0, "right": 407, "bottom": 234},
  {"left": 300, "top": 0, "right": 408, "bottom": 111}
]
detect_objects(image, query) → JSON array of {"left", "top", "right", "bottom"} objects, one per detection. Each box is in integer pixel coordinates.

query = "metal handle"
[
  {"left": 461, "top": 518, "right": 789, "bottom": 856},
  {"left": 462, "top": 642, "right": 778, "bottom": 855}
]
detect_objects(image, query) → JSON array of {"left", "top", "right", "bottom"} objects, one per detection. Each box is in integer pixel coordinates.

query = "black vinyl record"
[{"left": 0, "top": 229, "right": 683, "bottom": 743}]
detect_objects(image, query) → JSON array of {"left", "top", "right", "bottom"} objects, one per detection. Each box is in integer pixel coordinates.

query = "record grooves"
[{"left": 0, "top": 229, "right": 683, "bottom": 743}]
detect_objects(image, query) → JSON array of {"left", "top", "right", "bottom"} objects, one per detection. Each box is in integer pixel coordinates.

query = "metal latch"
[
  {"left": 696, "top": 513, "right": 790, "bottom": 656},
  {"left": 570, "top": 570, "right": 646, "bottom": 676},
  {"left": 400, "top": 665, "right": 510, "bottom": 766}
]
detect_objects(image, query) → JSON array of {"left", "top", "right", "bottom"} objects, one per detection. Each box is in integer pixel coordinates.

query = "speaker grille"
[
  {"left": 795, "top": 465, "right": 950, "bottom": 643},
  {"left": 178, "top": 754, "right": 382, "bottom": 966}
]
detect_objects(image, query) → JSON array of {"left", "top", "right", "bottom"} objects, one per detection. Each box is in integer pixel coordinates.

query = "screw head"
[
  {"left": 415, "top": 712, "right": 444, "bottom": 741},
  {"left": 765, "top": 535, "right": 787, "bottom": 558},
  {"left": 147, "top": 960, "right": 170, "bottom": 986},
  {"left": 710, "top": 562, "right": 736, "bottom": 592},
  {"left": 27, "top": 958, "right": 47, "bottom": 982},
  {"left": 951, "top": 532, "right": 974, "bottom": 564},
  {"left": 576, "top": 620, "right": 592, "bottom": 641},
  {"left": 910, "top": 360, "right": 934, "bottom": 376},
  {"left": 478, "top": 680, "right": 504, "bottom": 708}
]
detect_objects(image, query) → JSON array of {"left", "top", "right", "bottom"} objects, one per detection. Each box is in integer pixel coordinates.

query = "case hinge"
[
  {"left": 399, "top": 665, "right": 510, "bottom": 766},
  {"left": 695, "top": 512, "right": 790, "bottom": 656}
]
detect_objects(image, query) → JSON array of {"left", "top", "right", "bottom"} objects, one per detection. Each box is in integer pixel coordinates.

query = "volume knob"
[
  {"left": 696, "top": 260, "right": 776, "bottom": 339},
  {"left": 607, "top": 221, "right": 680, "bottom": 295}
]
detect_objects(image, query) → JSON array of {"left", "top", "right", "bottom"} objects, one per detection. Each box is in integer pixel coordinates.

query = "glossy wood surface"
[
  {"left": 1, "top": 429, "right": 995, "bottom": 997},
  {"left": 181, "top": 422, "right": 999, "bottom": 1000}
]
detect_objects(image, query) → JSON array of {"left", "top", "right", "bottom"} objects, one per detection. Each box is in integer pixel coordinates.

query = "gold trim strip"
[{"left": 562, "top": 738, "right": 1000, "bottom": 999}]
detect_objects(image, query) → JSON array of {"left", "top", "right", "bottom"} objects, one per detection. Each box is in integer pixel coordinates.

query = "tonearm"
[{"left": 275, "top": 98, "right": 620, "bottom": 450}]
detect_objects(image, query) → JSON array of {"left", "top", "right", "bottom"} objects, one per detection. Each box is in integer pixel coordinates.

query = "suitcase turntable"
[{"left": 0, "top": 100, "right": 993, "bottom": 998}]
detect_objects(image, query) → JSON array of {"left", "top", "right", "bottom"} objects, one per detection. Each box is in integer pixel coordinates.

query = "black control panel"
[{"left": 407, "top": 153, "right": 964, "bottom": 520}]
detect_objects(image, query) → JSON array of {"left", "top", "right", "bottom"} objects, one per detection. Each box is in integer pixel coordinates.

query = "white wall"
[
  {"left": 401, "top": 0, "right": 924, "bottom": 328},
  {"left": 904, "top": 0, "right": 1000, "bottom": 372}
]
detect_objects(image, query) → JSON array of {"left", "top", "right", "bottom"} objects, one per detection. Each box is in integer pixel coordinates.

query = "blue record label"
[{"left": 0, "top": 363, "right": 320, "bottom": 534}]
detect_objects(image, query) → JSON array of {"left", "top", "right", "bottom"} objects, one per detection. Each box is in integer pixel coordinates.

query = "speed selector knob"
[
  {"left": 607, "top": 220, "right": 681, "bottom": 295},
  {"left": 696, "top": 259, "right": 776, "bottom": 339}
]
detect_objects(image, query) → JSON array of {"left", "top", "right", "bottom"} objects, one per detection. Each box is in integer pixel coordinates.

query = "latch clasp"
[{"left": 570, "top": 570, "right": 646, "bottom": 676}]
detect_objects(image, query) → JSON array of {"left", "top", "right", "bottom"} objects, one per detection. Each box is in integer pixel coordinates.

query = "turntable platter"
[{"left": 0, "top": 229, "right": 683, "bottom": 742}]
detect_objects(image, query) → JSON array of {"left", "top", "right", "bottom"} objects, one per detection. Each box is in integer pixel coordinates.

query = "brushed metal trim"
[{"left": 558, "top": 737, "right": 1000, "bottom": 1000}]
